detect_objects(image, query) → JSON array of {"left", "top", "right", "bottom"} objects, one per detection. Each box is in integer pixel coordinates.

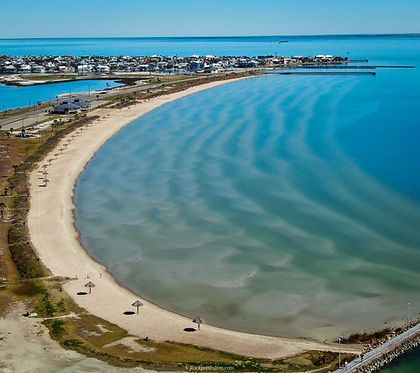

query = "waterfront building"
[
  {"left": 72, "top": 99, "right": 91, "bottom": 111},
  {"left": 53, "top": 102, "right": 81, "bottom": 114}
]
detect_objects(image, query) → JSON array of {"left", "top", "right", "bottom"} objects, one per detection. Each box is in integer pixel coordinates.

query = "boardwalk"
[{"left": 335, "top": 323, "right": 420, "bottom": 372}]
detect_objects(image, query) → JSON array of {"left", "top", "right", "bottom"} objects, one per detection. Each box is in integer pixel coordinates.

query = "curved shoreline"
[{"left": 27, "top": 77, "right": 360, "bottom": 359}]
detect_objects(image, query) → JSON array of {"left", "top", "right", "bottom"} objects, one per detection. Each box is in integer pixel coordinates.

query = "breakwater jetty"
[
  {"left": 292, "top": 64, "right": 415, "bottom": 69},
  {"left": 275, "top": 71, "right": 376, "bottom": 76},
  {"left": 335, "top": 322, "right": 420, "bottom": 372}
]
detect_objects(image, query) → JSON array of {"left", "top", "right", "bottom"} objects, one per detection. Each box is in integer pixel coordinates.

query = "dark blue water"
[
  {"left": 0, "top": 79, "right": 123, "bottom": 112},
  {"left": 1, "top": 35, "right": 418, "bottom": 58}
]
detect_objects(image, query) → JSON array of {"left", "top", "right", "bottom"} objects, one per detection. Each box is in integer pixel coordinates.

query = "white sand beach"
[{"left": 27, "top": 78, "right": 361, "bottom": 359}]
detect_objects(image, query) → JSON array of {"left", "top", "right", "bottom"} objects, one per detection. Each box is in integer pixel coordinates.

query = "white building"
[
  {"left": 19, "top": 64, "right": 31, "bottom": 73},
  {"left": 96, "top": 65, "right": 110, "bottom": 73},
  {"left": 4, "top": 65, "right": 17, "bottom": 73},
  {"left": 77, "top": 64, "right": 93, "bottom": 74}
]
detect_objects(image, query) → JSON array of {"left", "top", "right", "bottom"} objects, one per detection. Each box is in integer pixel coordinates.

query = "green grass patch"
[
  {"left": 63, "top": 339, "right": 84, "bottom": 348},
  {"left": 44, "top": 319, "right": 65, "bottom": 338}
]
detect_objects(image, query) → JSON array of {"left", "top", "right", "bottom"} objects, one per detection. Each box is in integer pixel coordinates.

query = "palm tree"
[
  {"left": 132, "top": 300, "right": 144, "bottom": 314},
  {"left": 0, "top": 202, "right": 6, "bottom": 220}
]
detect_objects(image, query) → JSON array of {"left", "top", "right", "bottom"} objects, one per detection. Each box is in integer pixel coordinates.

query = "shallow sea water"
[{"left": 74, "top": 36, "right": 420, "bottom": 340}]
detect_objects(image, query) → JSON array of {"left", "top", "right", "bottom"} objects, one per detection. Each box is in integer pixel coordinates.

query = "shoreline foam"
[{"left": 27, "top": 77, "right": 360, "bottom": 359}]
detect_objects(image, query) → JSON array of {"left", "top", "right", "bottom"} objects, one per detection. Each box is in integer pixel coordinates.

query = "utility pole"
[
  {"left": 338, "top": 336, "right": 344, "bottom": 368},
  {"left": 408, "top": 300, "right": 412, "bottom": 327}
]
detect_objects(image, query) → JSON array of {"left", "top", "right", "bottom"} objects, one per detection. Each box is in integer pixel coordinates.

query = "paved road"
[{"left": 335, "top": 323, "right": 420, "bottom": 372}]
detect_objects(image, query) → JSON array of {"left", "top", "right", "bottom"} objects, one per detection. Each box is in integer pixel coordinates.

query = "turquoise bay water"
[
  {"left": 74, "top": 36, "right": 420, "bottom": 343},
  {"left": 0, "top": 79, "right": 123, "bottom": 112},
  {"left": 381, "top": 348, "right": 420, "bottom": 373}
]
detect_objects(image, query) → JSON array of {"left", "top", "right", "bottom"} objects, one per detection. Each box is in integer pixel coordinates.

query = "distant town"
[{"left": 0, "top": 54, "right": 349, "bottom": 76}]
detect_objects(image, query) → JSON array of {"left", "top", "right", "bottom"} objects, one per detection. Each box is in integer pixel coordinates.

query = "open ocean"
[{"left": 4, "top": 35, "right": 418, "bottom": 371}]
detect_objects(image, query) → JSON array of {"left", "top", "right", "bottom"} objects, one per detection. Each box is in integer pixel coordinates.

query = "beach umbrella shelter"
[
  {"left": 132, "top": 300, "right": 144, "bottom": 314},
  {"left": 85, "top": 281, "right": 96, "bottom": 294},
  {"left": 0, "top": 202, "right": 6, "bottom": 220},
  {"left": 192, "top": 316, "right": 204, "bottom": 330}
]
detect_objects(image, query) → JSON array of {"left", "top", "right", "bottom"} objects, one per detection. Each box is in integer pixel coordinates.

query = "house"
[
  {"left": 18, "top": 64, "right": 31, "bottom": 73},
  {"left": 77, "top": 64, "right": 93, "bottom": 74},
  {"left": 190, "top": 60, "right": 204, "bottom": 72},
  {"left": 32, "top": 65, "right": 46, "bottom": 73},
  {"left": 53, "top": 102, "right": 81, "bottom": 114},
  {"left": 147, "top": 64, "right": 159, "bottom": 72},
  {"left": 4, "top": 65, "right": 17, "bottom": 74}
]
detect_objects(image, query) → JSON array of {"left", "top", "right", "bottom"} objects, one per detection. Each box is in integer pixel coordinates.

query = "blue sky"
[{"left": 1, "top": 0, "right": 419, "bottom": 38}]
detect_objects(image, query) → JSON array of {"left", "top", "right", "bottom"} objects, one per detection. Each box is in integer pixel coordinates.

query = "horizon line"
[{"left": 1, "top": 32, "right": 420, "bottom": 41}]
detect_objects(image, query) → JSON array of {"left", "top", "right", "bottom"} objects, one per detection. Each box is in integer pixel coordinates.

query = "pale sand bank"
[
  {"left": 0, "top": 305, "right": 155, "bottom": 373},
  {"left": 27, "top": 78, "right": 361, "bottom": 359}
]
